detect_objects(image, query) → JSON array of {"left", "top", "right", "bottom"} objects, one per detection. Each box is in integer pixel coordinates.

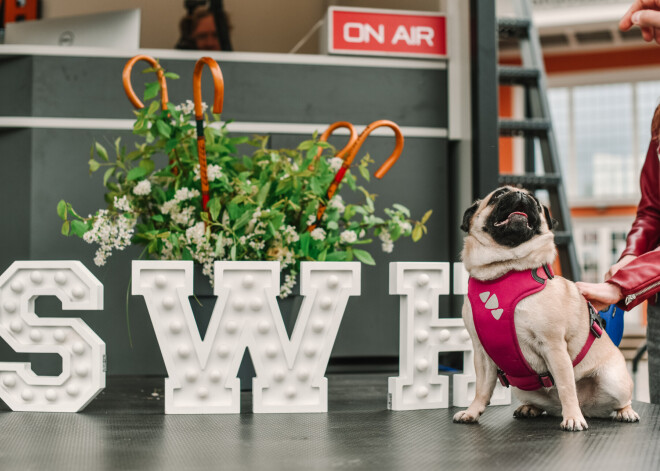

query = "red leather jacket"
[{"left": 607, "top": 139, "right": 660, "bottom": 310}]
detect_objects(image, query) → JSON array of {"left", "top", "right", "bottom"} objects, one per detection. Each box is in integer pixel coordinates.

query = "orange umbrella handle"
[
  {"left": 192, "top": 57, "right": 225, "bottom": 211},
  {"left": 315, "top": 121, "right": 358, "bottom": 160},
  {"left": 122, "top": 54, "right": 169, "bottom": 110},
  {"left": 193, "top": 57, "right": 224, "bottom": 119},
  {"left": 308, "top": 120, "right": 404, "bottom": 232},
  {"left": 344, "top": 120, "right": 404, "bottom": 179}
]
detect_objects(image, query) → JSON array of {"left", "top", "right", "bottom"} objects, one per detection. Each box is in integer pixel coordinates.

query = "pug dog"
[{"left": 453, "top": 186, "right": 639, "bottom": 431}]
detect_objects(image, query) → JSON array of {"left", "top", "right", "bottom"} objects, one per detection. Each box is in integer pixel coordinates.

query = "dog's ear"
[
  {"left": 543, "top": 205, "right": 558, "bottom": 230},
  {"left": 461, "top": 200, "right": 480, "bottom": 233}
]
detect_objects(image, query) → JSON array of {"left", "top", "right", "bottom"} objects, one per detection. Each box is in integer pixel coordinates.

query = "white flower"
[
  {"left": 160, "top": 200, "right": 178, "bottom": 215},
  {"left": 397, "top": 220, "right": 412, "bottom": 233},
  {"left": 83, "top": 210, "right": 136, "bottom": 266},
  {"left": 379, "top": 231, "right": 394, "bottom": 253},
  {"left": 311, "top": 228, "right": 326, "bottom": 241},
  {"left": 185, "top": 222, "right": 206, "bottom": 246},
  {"left": 280, "top": 272, "right": 297, "bottom": 298},
  {"left": 113, "top": 195, "right": 131, "bottom": 212},
  {"left": 328, "top": 157, "right": 343, "bottom": 172},
  {"left": 282, "top": 225, "right": 299, "bottom": 244},
  {"left": 307, "top": 214, "right": 317, "bottom": 226},
  {"left": 174, "top": 187, "right": 200, "bottom": 203},
  {"left": 171, "top": 206, "right": 196, "bottom": 227},
  {"left": 133, "top": 180, "right": 152, "bottom": 196},
  {"left": 175, "top": 99, "right": 207, "bottom": 116},
  {"left": 340, "top": 230, "right": 357, "bottom": 244},
  {"left": 328, "top": 195, "right": 345, "bottom": 213},
  {"left": 193, "top": 164, "right": 223, "bottom": 182}
]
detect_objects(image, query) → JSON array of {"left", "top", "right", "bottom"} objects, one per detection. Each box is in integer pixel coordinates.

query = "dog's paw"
[
  {"left": 453, "top": 410, "right": 480, "bottom": 424},
  {"left": 513, "top": 404, "right": 544, "bottom": 418},
  {"left": 560, "top": 415, "right": 588, "bottom": 432},
  {"left": 614, "top": 405, "right": 640, "bottom": 422}
]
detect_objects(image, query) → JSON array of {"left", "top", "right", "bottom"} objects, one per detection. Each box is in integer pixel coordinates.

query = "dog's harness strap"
[
  {"left": 468, "top": 264, "right": 601, "bottom": 392},
  {"left": 572, "top": 302, "right": 603, "bottom": 367}
]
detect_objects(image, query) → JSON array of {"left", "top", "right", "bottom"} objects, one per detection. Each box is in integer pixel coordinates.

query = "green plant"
[{"left": 57, "top": 67, "right": 431, "bottom": 297}]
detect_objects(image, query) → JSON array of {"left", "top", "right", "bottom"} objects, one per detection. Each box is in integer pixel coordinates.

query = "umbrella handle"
[
  {"left": 192, "top": 57, "right": 225, "bottom": 211},
  {"left": 315, "top": 121, "right": 358, "bottom": 160},
  {"left": 307, "top": 120, "right": 404, "bottom": 232},
  {"left": 193, "top": 57, "right": 224, "bottom": 119},
  {"left": 122, "top": 54, "right": 169, "bottom": 110},
  {"left": 344, "top": 120, "right": 404, "bottom": 179}
]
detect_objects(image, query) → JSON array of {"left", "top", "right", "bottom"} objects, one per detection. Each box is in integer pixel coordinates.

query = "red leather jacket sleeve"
[
  {"left": 620, "top": 139, "right": 660, "bottom": 257},
  {"left": 607, "top": 247, "right": 660, "bottom": 310}
]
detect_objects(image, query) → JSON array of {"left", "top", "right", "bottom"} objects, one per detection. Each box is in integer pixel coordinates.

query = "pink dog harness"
[{"left": 467, "top": 265, "right": 603, "bottom": 391}]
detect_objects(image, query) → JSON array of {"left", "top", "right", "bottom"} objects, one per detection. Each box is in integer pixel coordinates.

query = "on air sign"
[{"left": 327, "top": 7, "right": 447, "bottom": 59}]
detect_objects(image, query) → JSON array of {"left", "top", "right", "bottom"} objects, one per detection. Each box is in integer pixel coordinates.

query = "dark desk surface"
[{"left": 0, "top": 373, "right": 658, "bottom": 470}]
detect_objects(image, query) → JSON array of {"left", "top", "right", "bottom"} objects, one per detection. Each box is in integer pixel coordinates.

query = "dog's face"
[{"left": 461, "top": 186, "right": 554, "bottom": 248}]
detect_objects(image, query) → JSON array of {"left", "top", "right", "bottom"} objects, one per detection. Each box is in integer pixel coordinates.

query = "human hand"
[
  {"left": 605, "top": 254, "right": 637, "bottom": 280},
  {"left": 575, "top": 281, "right": 623, "bottom": 312},
  {"left": 620, "top": 0, "right": 660, "bottom": 43}
]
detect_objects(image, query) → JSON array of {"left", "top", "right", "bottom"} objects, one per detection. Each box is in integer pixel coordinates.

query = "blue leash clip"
[{"left": 598, "top": 304, "right": 625, "bottom": 346}]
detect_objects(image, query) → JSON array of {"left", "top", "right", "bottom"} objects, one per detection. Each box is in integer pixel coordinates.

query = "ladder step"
[
  {"left": 499, "top": 174, "right": 562, "bottom": 189},
  {"left": 497, "top": 18, "right": 531, "bottom": 39},
  {"left": 499, "top": 118, "right": 551, "bottom": 136},
  {"left": 554, "top": 232, "right": 572, "bottom": 245},
  {"left": 498, "top": 66, "right": 540, "bottom": 85}
]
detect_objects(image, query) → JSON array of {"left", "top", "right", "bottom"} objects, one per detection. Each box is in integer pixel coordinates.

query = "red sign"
[{"left": 328, "top": 7, "right": 447, "bottom": 59}]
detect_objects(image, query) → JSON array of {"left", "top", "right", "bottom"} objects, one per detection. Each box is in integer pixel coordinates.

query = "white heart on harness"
[
  {"left": 491, "top": 308, "right": 503, "bottom": 320},
  {"left": 479, "top": 291, "right": 490, "bottom": 303}
]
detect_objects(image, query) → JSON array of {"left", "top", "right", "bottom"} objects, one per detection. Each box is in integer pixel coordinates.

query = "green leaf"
[
  {"left": 61, "top": 220, "right": 71, "bottom": 236},
  {"left": 126, "top": 167, "right": 148, "bottom": 181},
  {"left": 208, "top": 197, "right": 222, "bottom": 221},
  {"left": 95, "top": 142, "right": 109, "bottom": 161},
  {"left": 139, "top": 159, "right": 155, "bottom": 174},
  {"left": 310, "top": 178, "right": 322, "bottom": 195},
  {"left": 88, "top": 159, "right": 100, "bottom": 173},
  {"left": 352, "top": 249, "right": 375, "bottom": 265},
  {"left": 164, "top": 72, "right": 180, "bottom": 79},
  {"left": 152, "top": 214, "right": 165, "bottom": 223},
  {"left": 256, "top": 182, "right": 271, "bottom": 205},
  {"left": 147, "top": 100, "right": 160, "bottom": 116},
  {"left": 421, "top": 209, "right": 433, "bottom": 224},
  {"left": 393, "top": 204, "right": 411, "bottom": 217},
  {"left": 156, "top": 120, "right": 172, "bottom": 138},
  {"left": 56, "top": 200, "right": 67, "bottom": 221},
  {"left": 232, "top": 211, "right": 253, "bottom": 231},
  {"left": 326, "top": 251, "right": 348, "bottom": 261},
  {"left": 359, "top": 165, "right": 370, "bottom": 182},
  {"left": 70, "top": 220, "right": 88, "bottom": 237},
  {"left": 144, "top": 82, "right": 161, "bottom": 101},
  {"left": 114, "top": 137, "right": 122, "bottom": 156},
  {"left": 103, "top": 167, "right": 115, "bottom": 186},
  {"left": 412, "top": 225, "right": 423, "bottom": 242},
  {"left": 300, "top": 232, "right": 311, "bottom": 257}
]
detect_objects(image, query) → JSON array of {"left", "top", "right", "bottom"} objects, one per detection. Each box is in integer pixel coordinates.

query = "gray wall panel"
[
  {"left": 0, "top": 57, "right": 32, "bottom": 117},
  {"left": 18, "top": 56, "right": 447, "bottom": 127}
]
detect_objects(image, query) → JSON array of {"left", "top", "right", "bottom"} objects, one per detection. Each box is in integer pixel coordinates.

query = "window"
[{"left": 547, "top": 80, "right": 660, "bottom": 203}]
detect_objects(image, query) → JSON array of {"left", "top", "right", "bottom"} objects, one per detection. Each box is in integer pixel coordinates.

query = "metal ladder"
[{"left": 496, "top": 0, "right": 580, "bottom": 281}]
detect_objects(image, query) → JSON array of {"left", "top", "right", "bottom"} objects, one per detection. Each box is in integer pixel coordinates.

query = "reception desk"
[{"left": 0, "top": 46, "right": 453, "bottom": 375}]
